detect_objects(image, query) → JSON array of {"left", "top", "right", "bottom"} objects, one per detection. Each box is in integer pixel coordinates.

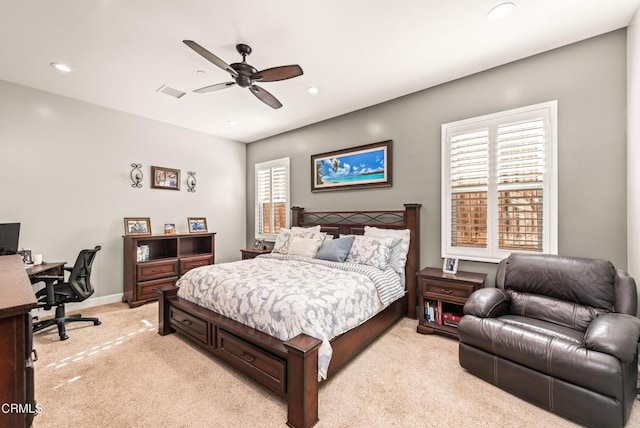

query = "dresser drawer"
[
  {"left": 138, "top": 277, "right": 176, "bottom": 301},
  {"left": 423, "top": 279, "right": 474, "bottom": 301},
  {"left": 179, "top": 255, "right": 213, "bottom": 275},
  {"left": 217, "top": 329, "right": 286, "bottom": 395},
  {"left": 170, "top": 306, "right": 208, "bottom": 345},
  {"left": 137, "top": 260, "right": 179, "bottom": 281}
]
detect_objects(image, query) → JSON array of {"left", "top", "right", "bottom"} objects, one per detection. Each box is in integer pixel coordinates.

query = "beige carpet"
[{"left": 31, "top": 302, "right": 640, "bottom": 428}]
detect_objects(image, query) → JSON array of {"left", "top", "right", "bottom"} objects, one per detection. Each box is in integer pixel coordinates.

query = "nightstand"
[
  {"left": 240, "top": 248, "right": 271, "bottom": 260},
  {"left": 416, "top": 267, "right": 486, "bottom": 338}
]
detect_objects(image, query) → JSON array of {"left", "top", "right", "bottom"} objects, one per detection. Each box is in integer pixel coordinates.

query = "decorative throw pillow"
[
  {"left": 272, "top": 228, "right": 294, "bottom": 254},
  {"left": 272, "top": 228, "right": 326, "bottom": 255},
  {"left": 315, "top": 235, "right": 355, "bottom": 262},
  {"left": 345, "top": 235, "right": 396, "bottom": 270},
  {"left": 364, "top": 226, "right": 411, "bottom": 275},
  {"left": 288, "top": 237, "right": 322, "bottom": 258}
]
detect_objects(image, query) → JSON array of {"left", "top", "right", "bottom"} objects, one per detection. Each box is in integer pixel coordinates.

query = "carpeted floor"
[{"left": 31, "top": 302, "right": 640, "bottom": 427}]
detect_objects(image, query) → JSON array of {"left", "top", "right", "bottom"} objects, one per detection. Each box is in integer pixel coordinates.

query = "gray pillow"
[{"left": 315, "top": 235, "right": 355, "bottom": 262}]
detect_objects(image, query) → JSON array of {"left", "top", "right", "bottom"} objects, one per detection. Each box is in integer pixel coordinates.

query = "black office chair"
[{"left": 32, "top": 246, "right": 102, "bottom": 340}]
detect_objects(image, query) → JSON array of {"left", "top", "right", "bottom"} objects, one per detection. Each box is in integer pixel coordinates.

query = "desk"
[{"left": 25, "top": 262, "right": 65, "bottom": 283}]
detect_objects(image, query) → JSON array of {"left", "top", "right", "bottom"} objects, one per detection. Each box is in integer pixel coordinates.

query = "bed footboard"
[{"left": 158, "top": 286, "right": 322, "bottom": 428}]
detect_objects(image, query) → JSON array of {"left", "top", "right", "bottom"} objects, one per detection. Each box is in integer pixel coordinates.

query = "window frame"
[
  {"left": 441, "top": 101, "right": 558, "bottom": 263},
  {"left": 255, "top": 157, "right": 290, "bottom": 242}
]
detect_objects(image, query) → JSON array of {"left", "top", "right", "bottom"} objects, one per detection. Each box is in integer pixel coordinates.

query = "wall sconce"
[
  {"left": 130, "top": 163, "right": 143, "bottom": 188},
  {"left": 187, "top": 171, "right": 197, "bottom": 193}
]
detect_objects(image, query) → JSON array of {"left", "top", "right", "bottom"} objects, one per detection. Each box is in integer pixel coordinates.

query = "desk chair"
[{"left": 32, "top": 246, "right": 102, "bottom": 340}]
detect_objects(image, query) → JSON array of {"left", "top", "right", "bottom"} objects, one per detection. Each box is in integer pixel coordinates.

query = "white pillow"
[
  {"left": 345, "top": 235, "right": 396, "bottom": 270},
  {"left": 272, "top": 228, "right": 326, "bottom": 255},
  {"left": 288, "top": 236, "right": 322, "bottom": 258},
  {"left": 364, "top": 226, "right": 411, "bottom": 275}
]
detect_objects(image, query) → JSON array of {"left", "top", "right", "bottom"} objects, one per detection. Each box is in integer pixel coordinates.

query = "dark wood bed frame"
[{"left": 158, "top": 204, "right": 420, "bottom": 427}]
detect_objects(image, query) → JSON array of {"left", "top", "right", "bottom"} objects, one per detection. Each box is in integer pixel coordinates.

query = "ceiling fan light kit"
[{"left": 183, "top": 40, "right": 303, "bottom": 109}]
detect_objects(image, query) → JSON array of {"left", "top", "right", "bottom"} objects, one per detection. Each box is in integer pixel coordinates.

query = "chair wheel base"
[{"left": 94, "top": 320, "right": 102, "bottom": 326}]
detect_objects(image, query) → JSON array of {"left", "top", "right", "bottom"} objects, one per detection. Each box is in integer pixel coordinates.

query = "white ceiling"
[{"left": 1, "top": 1, "right": 638, "bottom": 143}]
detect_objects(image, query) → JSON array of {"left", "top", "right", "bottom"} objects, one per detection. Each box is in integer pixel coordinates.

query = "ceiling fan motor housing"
[{"left": 231, "top": 62, "right": 258, "bottom": 88}]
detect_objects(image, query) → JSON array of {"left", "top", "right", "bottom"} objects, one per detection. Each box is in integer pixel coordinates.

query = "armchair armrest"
[
  {"left": 463, "top": 288, "right": 510, "bottom": 318},
  {"left": 584, "top": 313, "right": 640, "bottom": 363}
]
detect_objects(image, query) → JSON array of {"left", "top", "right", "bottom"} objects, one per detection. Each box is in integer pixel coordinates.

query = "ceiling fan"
[{"left": 183, "top": 40, "right": 303, "bottom": 109}]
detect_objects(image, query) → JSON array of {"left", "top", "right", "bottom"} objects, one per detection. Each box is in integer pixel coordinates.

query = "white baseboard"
[{"left": 31, "top": 293, "right": 124, "bottom": 317}]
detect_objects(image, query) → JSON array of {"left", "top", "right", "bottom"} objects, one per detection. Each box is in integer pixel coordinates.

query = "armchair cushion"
[
  {"left": 584, "top": 313, "right": 640, "bottom": 362},
  {"left": 462, "top": 287, "right": 510, "bottom": 318}
]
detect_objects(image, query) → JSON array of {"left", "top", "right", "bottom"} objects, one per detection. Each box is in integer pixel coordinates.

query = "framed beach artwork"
[{"left": 311, "top": 140, "right": 392, "bottom": 192}]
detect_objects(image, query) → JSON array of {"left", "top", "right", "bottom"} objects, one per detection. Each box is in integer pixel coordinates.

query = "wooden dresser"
[
  {"left": 123, "top": 233, "right": 215, "bottom": 307},
  {"left": 0, "top": 255, "right": 38, "bottom": 428}
]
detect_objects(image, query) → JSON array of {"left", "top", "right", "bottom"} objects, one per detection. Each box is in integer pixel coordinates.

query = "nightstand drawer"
[
  {"left": 137, "top": 260, "right": 179, "bottom": 281},
  {"left": 423, "top": 279, "right": 474, "bottom": 300}
]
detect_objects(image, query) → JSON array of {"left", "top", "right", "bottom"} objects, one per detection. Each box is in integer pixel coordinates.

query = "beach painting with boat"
[{"left": 311, "top": 140, "right": 392, "bottom": 192}]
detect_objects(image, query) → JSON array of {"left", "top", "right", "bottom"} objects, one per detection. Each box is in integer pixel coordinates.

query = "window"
[
  {"left": 255, "top": 157, "right": 290, "bottom": 241},
  {"left": 441, "top": 101, "right": 557, "bottom": 262}
]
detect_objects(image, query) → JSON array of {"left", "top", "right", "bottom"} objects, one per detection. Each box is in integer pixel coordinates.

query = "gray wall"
[
  {"left": 628, "top": 11, "right": 640, "bottom": 280},
  {"left": 246, "top": 30, "right": 628, "bottom": 285},
  {"left": 0, "top": 80, "right": 246, "bottom": 302}
]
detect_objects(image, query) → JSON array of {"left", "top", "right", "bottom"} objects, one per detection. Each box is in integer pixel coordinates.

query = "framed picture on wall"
[
  {"left": 151, "top": 166, "right": 180, "bottom": 190},
  {"left": 188, "top": 217, "right": 207, "bottom": 233},
  {"left": 124, "top": 217, "right": 151, "bottom": 236},
  {"left": 311, "top": 140, "right": 392, "bottom": 192}
]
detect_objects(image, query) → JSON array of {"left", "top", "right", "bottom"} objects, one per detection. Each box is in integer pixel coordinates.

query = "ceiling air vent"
[{"left": 156, "top": 84, "right": 186, "bottom": 99}]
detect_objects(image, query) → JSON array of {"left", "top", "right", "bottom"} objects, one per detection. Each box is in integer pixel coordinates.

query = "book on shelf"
[
  {"left": 443, "top": 321, "right": 460, "bottom": 328},
  {"left": 442, "top": 312, "right": 462, "bottom": 324}
]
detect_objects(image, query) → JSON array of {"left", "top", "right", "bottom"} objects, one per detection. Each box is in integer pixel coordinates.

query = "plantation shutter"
[
  {"left": 442, "top": 101, "right": 557, "bottom": 262},
  {"left": 450, "top": 129, "right": 489, "bottom": 248},
  {"left": 496, "top": 118, "right": 545, "bottom": 251},
  {"left": 255, "top": 158, "right": 290, "bottom": 239}
]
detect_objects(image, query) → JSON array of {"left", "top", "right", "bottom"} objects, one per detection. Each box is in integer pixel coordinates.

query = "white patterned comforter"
[{"left": 175, "top": 253, "right": 404, "bottom": 380}]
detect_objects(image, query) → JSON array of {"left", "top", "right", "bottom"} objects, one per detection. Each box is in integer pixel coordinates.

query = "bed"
[{"left": 158, "top": 204, "right": 420, "bottom": 428}]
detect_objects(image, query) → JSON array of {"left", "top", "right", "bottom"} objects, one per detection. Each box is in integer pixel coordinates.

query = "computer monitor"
[{"left": 0, "top": 223, "right": 20, "bottom": 256}]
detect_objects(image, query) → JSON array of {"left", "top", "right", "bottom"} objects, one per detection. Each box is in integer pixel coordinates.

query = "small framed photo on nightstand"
[{"left": 443, "top": 257, "right": 458, "bottom": 275}]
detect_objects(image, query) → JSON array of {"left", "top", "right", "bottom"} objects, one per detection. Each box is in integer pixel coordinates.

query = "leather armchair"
[{"left": 458, "top": 253, "right": 640, "bottom": 428}]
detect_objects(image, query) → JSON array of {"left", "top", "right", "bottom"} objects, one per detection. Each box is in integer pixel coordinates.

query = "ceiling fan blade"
[
  {"left": 251, "top": 65, "right": 303, "bottom": 82},
  {"left": 250, "top": 85, "right": 283, "bottom": 109},
  {"left": 183, "top": 40, "right": 238, "bottom": 77},
  {"left": 193, "top": 81, "right": 236, "bottom": 93}
]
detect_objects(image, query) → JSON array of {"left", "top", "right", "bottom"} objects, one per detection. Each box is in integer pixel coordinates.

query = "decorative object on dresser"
[
  {"left": 442, "top": 257, "right": 458, "bottom": 274},
  {"left": 124, "top": 217, "right": 151, "bottom": 236},
  {"left": 416, "top": 267, "right": 486, "bottom": 338},
  {"left": 0, "top": 255, "right": 39, "bottom": 428},
  {"left": 458, "top": 253, "right": 640, "bottom": 428},
  {"left": 123, "top": 232, "right": 215, "bottom": 307},
  {"left": 310, "top": 140, "right": 392, "bottom": 192},
  {"left": 187, "top": 217, "right": 207, "bottom": 233},
  {"left": 151, "top": 166, "right": 180, "bottom": 190},
  {"left": 158, "top": 204, "right": 420, "bottom": 428},
  {"left": 240, "top": 247, "right": 270, "bottom": 260}
]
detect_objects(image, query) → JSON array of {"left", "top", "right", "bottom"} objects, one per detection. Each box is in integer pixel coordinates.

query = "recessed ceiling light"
[
  {"left": 50, "top": 62, "right": 72, "bottom": 73},
  {"left": 307, "top": 87, "right": 320, "bottom": 95},
  {"left": 488, "top": 2, "right": 515, "bottom": 20},
  {"left": 227, "top": 120, "right": 237, "bottom": 126}
]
